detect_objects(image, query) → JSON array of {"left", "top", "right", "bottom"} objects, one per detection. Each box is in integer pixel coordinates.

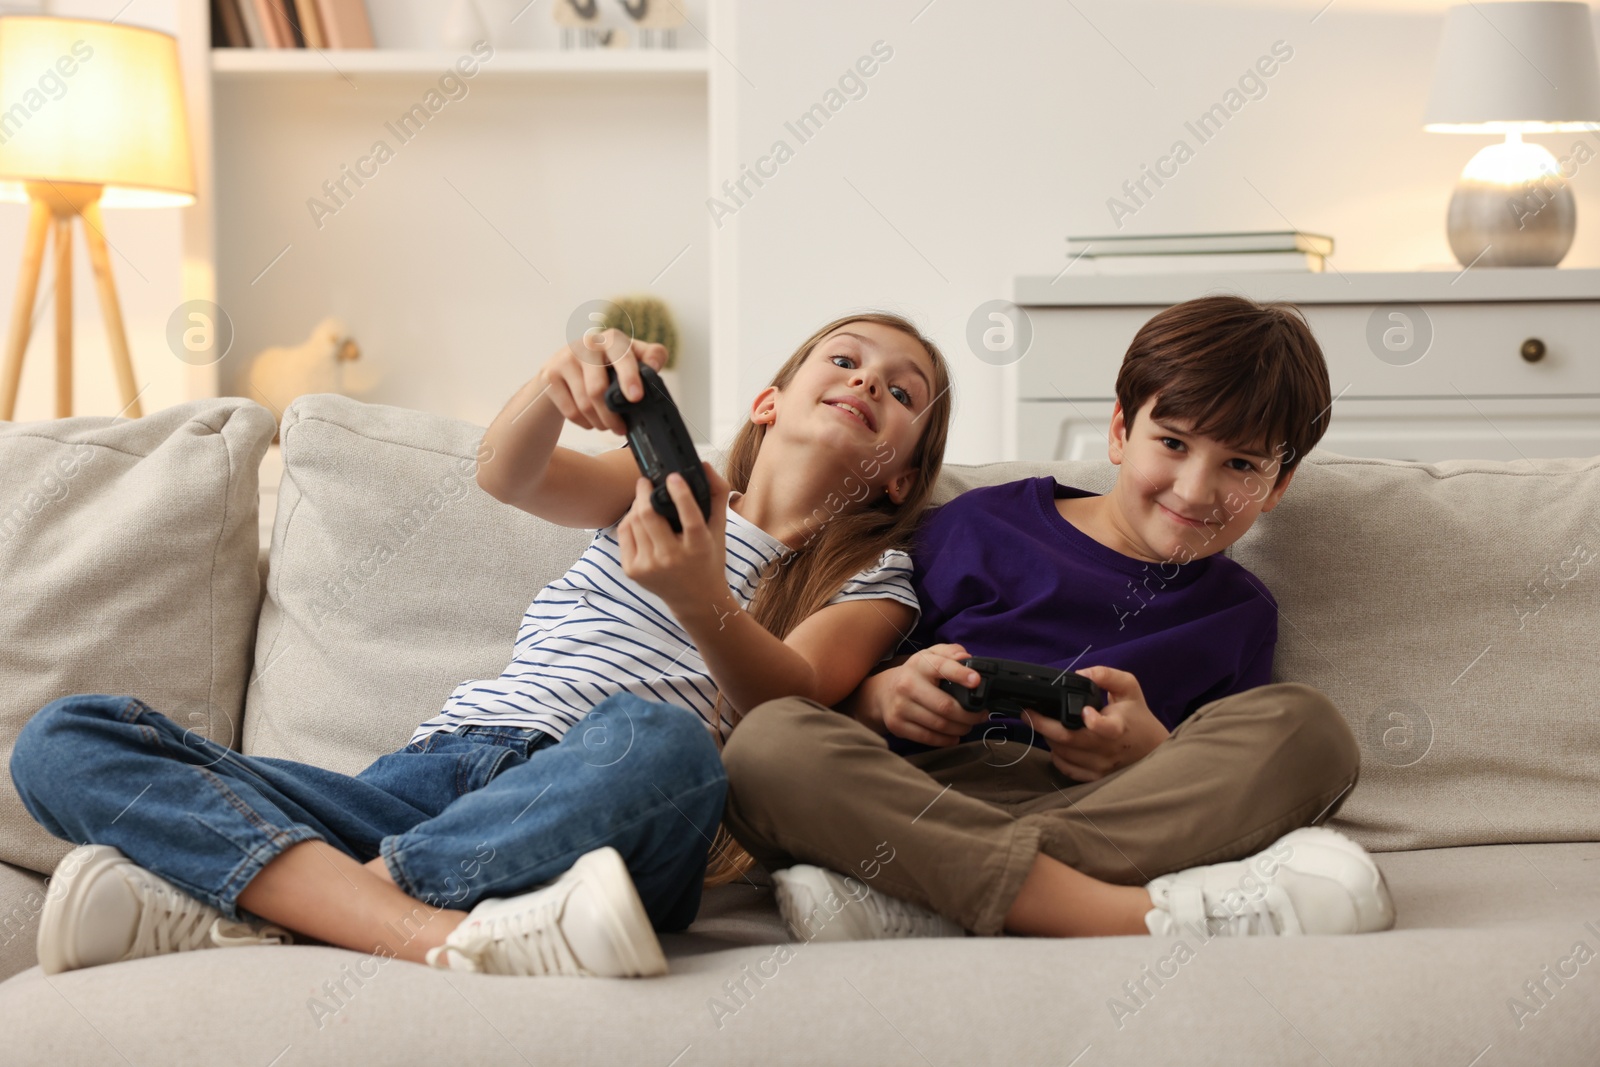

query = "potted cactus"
[{"left": 600, "top": 294, "right": 681, "bottom": 398}]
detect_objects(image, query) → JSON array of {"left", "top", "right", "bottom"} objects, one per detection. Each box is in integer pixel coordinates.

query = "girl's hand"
[
  {"left": 537, "top": 327, "right": 668, "bottom": 436},
  {"left": 617, "top": 463, "right": 731, "bottom": 613},
  {"left": 1020, "top": 665, "right": 1169, "bottom": 781},
  {"left": 862, "top": 644, "right": 990, "bottom": 746}
]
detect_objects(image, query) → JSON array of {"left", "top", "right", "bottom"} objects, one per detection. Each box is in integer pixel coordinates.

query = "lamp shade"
[
  {"left": 0, "top": 16, "right": 194, "bottom": 207},
  {"left": 1424, "top": 1, "right": 1600, "bottom": 132}
]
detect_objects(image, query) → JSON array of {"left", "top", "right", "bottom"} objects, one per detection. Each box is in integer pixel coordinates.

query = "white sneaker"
[
  {"left": 1144, "top": 826, "right": 1396, "bottom": 937},
  {"left": 424, "top": 846, "right": 667, "bottom": 977},
  {"left": 773, "top": 864, "right": 967, "bottom": 943},
  {"left": 37, "top": 844, "right": 293, "bottom": 976}
]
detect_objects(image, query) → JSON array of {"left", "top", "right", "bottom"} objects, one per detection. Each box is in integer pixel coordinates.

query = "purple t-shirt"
[{"left": 892, "top": 477, "right": 1278, "bottom": 755}]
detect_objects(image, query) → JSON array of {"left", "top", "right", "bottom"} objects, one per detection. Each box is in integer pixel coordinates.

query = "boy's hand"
[
  {"left": 537, "top": 327, "right": 669, "bottom": 436},
  {"left": 859, "top": 644, "right": 990, "bottom": 746},
  {"left": 617, "top": 463, "right": 730, "bottom": 611},
  {"left": 1020, "top": 665, "right": 1169, "bottom": 781}
]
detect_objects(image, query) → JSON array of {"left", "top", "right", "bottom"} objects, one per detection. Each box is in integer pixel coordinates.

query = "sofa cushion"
[
  {"left": 0, "top": 843, "right": 1595, "bottom": 1065},
  {"left": 0, "top": 399, "right": 275, "bottom": 876},
  {"left": 1227, "top": 452, "right": 1600, "bottom": 852},
  {"left": 0, "top": 861, "right": 46, "bottom": 984},
  {"left": 243, "top": 394, "right": 595, "bottom": 771}
]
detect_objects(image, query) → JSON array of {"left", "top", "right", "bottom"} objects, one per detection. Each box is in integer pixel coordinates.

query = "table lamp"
[
  {"left": 0, "top": 16, "right": 195, "bottom": 421},
  {"left": 1424, "top": 1, "right": 1600, "bottom": 267}
]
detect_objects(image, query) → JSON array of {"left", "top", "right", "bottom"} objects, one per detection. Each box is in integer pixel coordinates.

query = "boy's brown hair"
[{"left": 1114, "top": 295, "right": 1331, "bottom": 489}]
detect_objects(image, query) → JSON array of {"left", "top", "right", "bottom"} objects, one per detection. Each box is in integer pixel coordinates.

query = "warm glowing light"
[
  {"left": 1457, "top": 132, "right": 1564, "bottom": 186},
  {"left": 0, "top": 16, "right": 195, "bottom": 208}
]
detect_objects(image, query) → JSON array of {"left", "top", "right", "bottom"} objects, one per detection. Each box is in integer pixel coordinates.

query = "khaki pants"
[{"left": 721, "top": 682, "right": 1359, "bottom": 936}]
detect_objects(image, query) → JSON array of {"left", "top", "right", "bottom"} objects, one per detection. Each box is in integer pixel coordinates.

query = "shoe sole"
[
  {"left": 1278, "top": 827, "right": 1396, "bottom": 933},
  {"left": 574, "top": 847, "right": 668, "bottom": 977},
  {"left": 37, "top": 844, "right": 137, "bottom": 975}
]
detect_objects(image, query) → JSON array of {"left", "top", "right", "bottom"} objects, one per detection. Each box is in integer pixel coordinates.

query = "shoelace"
[
  {"left": 1208, "top": 893, "right": 1285, "bottom": 937},
  {"left": 210, "top": 918, "right": 292, "bottom": 947},
  {"left": 1161, "top": 882, "right": 1302, "bottom": 937},
  {"left": 447, "top": 887, "right": 586, "bottom": 976},
  {"left": 125, "top": 872, "right": 229, "bottom": 959},
  {"left": 859, "top": 887, "right": 944, "bottom": 938}
]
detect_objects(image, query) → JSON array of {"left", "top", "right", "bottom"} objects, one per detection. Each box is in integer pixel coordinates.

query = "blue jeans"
[{"left": 10, "top": 692, "right": 727, "bottom": 932}]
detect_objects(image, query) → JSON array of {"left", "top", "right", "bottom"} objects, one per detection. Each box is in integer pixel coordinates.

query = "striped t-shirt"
[{"left": 407, "top": 492, "right": 920, "bottom": 747}]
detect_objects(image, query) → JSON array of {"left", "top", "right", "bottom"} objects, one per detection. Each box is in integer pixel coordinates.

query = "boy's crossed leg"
[{"left": 722, "top": 682, "right": 1382, "bottom": 939}]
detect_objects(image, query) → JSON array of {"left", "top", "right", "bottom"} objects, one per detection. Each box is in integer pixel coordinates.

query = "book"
[
  {"left": 1082, "top": 251, "right": 1326, "bottom": 275},
  {"left": 1066, "top": 231, "right": 1334, "bottom": 257},
  {"left": 295, "top": 0, "right": 325, "bottom": 48},
  {"left": 316, "top": 0, "right": 375, "bottom": 48},
  {"left": 251, "top": 0, "right": 293, "bottom": 47},
  {"left": 235, "top": 0, "right": 265, "bottom": 47},
  {"left": 282, "top": 1, "right": 307, "bottom": 47},
  {"left": 212, "top": 0, "right": 247, "bottom": 47}
]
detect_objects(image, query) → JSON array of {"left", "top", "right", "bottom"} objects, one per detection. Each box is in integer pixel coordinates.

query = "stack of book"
[
  {"left": 1065, "top": 232, "right": 1334, "bottom": 275},
  {"left": 211, "top": 0, "right": 375, "bottom": 49}
]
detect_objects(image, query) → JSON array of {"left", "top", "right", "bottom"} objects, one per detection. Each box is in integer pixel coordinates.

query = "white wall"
[
  {"left": 211, "top": 69, "right": 711, "bottom": 437},
  {"left": 725, "top": 0, "right": 1600, "bottom": 462}
]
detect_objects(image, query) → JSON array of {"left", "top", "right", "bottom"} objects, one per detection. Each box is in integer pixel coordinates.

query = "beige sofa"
[{"left": 1, "top": 393, "right": 1597, "bottom": 1066}]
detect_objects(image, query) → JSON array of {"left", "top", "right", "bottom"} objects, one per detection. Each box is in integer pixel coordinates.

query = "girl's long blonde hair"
[{"left": 702, "top": 311, "right": 954, "bottom": 887}]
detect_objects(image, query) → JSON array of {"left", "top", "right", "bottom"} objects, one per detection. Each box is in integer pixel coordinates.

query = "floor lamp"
[{"left": 0, "top": 16, "right": 195, "bottom": 422}]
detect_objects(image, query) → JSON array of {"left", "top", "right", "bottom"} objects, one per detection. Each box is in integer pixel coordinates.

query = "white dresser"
[{"left": 1011, "top": 268, "right": 1600, "bottom": 463}]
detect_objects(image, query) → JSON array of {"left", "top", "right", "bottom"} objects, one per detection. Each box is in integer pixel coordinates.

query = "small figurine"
[
  {"left": 247, "top": 317, "right": 378, "bottom": 444},
  {"left": 617, "top": 0, "right": 684, "bottom": 49},
  {"left": 554, "top": 0, "right": 625, "bottom": 49}
]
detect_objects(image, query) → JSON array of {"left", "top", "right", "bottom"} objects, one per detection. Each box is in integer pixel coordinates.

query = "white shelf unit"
[
  {"left": 177, "top": 0, "right": 738, "bottom": 454},
  {"left": 210, "top": 47, "right": 712, "bottom": 77}
]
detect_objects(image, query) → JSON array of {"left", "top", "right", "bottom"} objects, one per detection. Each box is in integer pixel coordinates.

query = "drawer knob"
[{"left": 1520, "top": 337, "right": 1546, "bottom": 363}]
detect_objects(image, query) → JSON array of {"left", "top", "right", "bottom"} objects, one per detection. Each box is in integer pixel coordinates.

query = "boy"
[{"left": 721, "top": 295, "right": 1395, "bottom": 941}]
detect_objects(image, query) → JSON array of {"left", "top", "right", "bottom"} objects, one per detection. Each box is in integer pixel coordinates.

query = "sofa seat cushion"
[
  {"left": 0, "top": 399, "right": 276, "bottom": 876},
  {"left": 0, "top": 861, "right": 45, "bottom": 984},
  {"left": 0, "top": 843, "right": 1595, "bottom": 1065},
  {"left": 694, "top": 841, "right": 1600, "bottom": 943}
]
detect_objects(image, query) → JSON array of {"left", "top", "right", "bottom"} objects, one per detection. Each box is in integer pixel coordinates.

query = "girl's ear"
[
  {"left": 749, "top": 384, "right": 779, "bottom": 425},
  {"left": 884, "top": 468, "right": 919, "bottom": 505}
]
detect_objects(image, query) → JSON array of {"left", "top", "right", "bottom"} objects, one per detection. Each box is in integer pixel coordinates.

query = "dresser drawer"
[
  {"left": 1017, "top": 396, "right": 1600, "bottom": 463},
  {"left": 1017, "top": 302, "right": 1600, "bottom": 401}
]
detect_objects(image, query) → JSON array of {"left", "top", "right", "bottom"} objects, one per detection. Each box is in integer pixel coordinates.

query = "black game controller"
[
  {"left": 604, "top": 363, "right": 712, "bottom": 534},
  {"left": 939, "top": 657, "right": 1107, "bottom": 730}
]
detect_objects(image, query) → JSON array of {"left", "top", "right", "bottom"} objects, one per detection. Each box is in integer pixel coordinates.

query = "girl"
[{"left": 11, "top": 310, "right": 953, "bottom": 978}]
